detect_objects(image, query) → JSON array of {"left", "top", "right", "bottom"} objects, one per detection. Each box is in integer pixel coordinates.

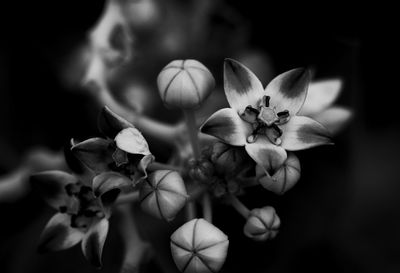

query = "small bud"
[
  {"left": 170, "top": 218, "right": 229, "bottom": 273},
  {"left": 244, "top": 206, "right": 280, "bottom": 241},
  {"left": 157, "top": 60, "right": 215, "bottom": 109},
  {"left": 188, "top": 158, "right": 215, "bottom": 183},
  {"left": 210, "top": 142, "right": 249, "bottom": 176},
  {"left": 257, "top": 152, "right": 301, "bottom": 195},
  {"left": 140, "top": 170, "right": 188, "bottom": 221}
]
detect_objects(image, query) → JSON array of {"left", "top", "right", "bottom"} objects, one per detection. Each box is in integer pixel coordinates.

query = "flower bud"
[
  {"left": 170, "top": 218, "right": 229, "bottom": 273},
  {"left": 140, "top": 170, "right": 188, "bottom": 221},
  {"left": 210, "top": 142, "right": 249, "bottom": 176},
  {"left": 257, "top": 152, "right": 301, "bottom": 195},
  {"left": 244, "top": 206, "right": 280, "bottom": 241},
  {"left": 157, "top": 60, "right": 215, "bottom": 109},
  {"left": 188, "top": 158, "right": 215, "bottom": 183}
]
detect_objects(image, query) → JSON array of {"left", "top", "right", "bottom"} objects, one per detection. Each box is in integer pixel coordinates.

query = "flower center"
[{"left": 258, "top": 106, "right": 279, "bottom": 126}]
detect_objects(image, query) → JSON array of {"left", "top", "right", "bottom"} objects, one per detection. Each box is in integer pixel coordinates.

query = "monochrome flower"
[
  {"left": 201, "top": 59, "right": 332, "bottom": 177},
  {"left": 244, "top": 206, "right": 280, "bottom": 241},
  {"left": 31, "top": 170, "right": 119, "bottom": 267}
]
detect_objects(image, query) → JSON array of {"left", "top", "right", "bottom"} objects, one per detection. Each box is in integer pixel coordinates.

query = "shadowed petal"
[
  {"left": 245, "top": 136, "right": 287, "bottom": 174},
  {"left": 72, "top": 138, "right": 114, "bottom": 174},
  {"left": 280, "top": 116, "right": 333, "bottom": 151},
  {"left": 134, "top": 154, "right": 155, "bottom": 184},
  {"left": 224, "top": 58, "right": 264, "bottom": 113},
  {"left": 200, "top": 108, "right": 252, "bottom": 146},
  {"left": 265, "top": 68, "right": 311, "bottom": 115},
  {"left": 38, "top": 213, "right": 84, "bottom": 252},
  {"left": 92, "top": 172, "right": 131, "bottom": 197},
  {"left": 114, "top": 127, "right": 151, "bottom": 156},
  {"left": 311, "top": 106, "right": 352, "bottom": 135},
  {"left": 299, "top": 79, "right": 342, "bottom": 115},
  {"left": 81, "top": 218, "right": 109, "bottom": 268},
  {"left": 31, "top": 171, "right": 78, "bottom": 210},
  {"left": 98, "top": 106, "right": 133, "bottom": 139}
]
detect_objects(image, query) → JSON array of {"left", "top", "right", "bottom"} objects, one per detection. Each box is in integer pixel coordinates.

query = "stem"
[
  {"left": 148, "top": 162, "right": 182, "bottom": 172},
  {"left": 202, "top": 193, "right": 212, "bottom": 222},
  {"left": 185, "top": 201, "right": 196, "bottom": 221},
  {"left": 116, "top": 191, "right": 140, "bottom": 204},
  {"left": 183, "top": 110, "right": 201, "bottom": 158},
  {"left": 227, "top": 195, "right": 250, "bottom": 219},
  {"left": 134, "top": 115, "right": 179, "bottom": 144}
]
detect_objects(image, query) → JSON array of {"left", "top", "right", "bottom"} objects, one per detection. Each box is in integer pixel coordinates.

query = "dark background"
[{"left": 1, "top": 1, "right": 399, "bottom": 272}]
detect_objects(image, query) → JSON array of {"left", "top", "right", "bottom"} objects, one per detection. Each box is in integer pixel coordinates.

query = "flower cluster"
[{"left": 31, "top": 57, "right": 351, "bottom": 273}]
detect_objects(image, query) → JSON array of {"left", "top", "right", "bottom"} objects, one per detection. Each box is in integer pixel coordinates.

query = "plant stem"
[
  {"left": 183, "top": 110, "right": 201, "bottom": 158},
  {"left": 148, "top": 162, "right": 182, "bottom": 172},
  {"left": 202, "top": 193, "right": 212, "bottom": 222},
  {"left": 185, "top": 201, "right": 196, "bottom": 220},
  {"left": 134, "top": 115, "right": 178, "bottom": 144},
  {"left": 116, "top": 191, "right": 140, "bottom": 204},
  {"left": 227, "top": 195, "right": 250, "bottom": 219}
]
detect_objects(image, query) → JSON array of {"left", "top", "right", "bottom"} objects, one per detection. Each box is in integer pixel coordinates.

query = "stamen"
[
  {"left": 245, "top": 105, "right": 259, "bottom": 115},
  {"left": 262, "top": 96, "right": 270, "bottom": 107},
  {"left": 241, "top": 106, "right": 259, "bottom": 123},
  {"left": 277, "top": 110, "right": 289, "bottom": 117}
]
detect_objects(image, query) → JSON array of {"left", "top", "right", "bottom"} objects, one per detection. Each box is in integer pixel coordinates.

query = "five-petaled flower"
[
  {"left": 200, "top": 59, "right": 332, "bottom": 177},
  {"left": 72, "top": 106, "right": 154, "bottom": 195},
  {"left": 31, "top": 170, "right": 120, "bottom": 268}
]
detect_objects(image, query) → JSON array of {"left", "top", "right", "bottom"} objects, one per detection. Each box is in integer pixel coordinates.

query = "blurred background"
[{"left": 1, "top": 0, "right": 398, "bottom": 272}]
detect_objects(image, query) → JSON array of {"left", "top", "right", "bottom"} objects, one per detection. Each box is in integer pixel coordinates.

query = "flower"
[
  {"left": 299, "top": 79, "right": 352, "bottom": 134},
  {"left": 139, "top": 170, "right": 188, "bottom": 221},
  {"left": 72, "top": 107, "right": 154, "bottom": 194},
  {"left": 157, "top": 59, "right": 215, "bottom": 109},
  {"left": 170, "top": 218, "right": 229, "bottom": 273},
  {"left": 31, "top": 170, "right": 119, "bottom": 268},
  {"left": 200, "top": 59, "right": 332, "bottom": 177},
  {"left": 244, "top": 206, "right": 280, "bottom": 241}
]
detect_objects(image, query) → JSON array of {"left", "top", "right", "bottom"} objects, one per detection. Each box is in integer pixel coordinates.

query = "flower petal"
[
  {"left": 31, "top": 171, "right": 78, "bottom": 210},
  {"left": 92, "top": 172, "right": 131, "bottom": 197},
  {"left": 245, "top": 136, "right": 287, "bottom": 174},
  {"left": 265, "top": 68, "right": 311, "bottom": 115},
  {"left": 98, "top": 106, "right": 133, "bottom": 139},
  {"left": 311, "top": 106, "right": 352, "bottom": 135},
  {"left": 280, "top": 116, "right": 333, "bottom": 151},
  {"left": 81, "top": 218, "right": 109, "bottom": 268},
  {"left": 38, "top": 213, "right": 84, "bottom": 252},
  {"left": 200, "top": 108, "right": 252, "bottom": 146},
  {"left": 299, "top": 79, "right": 343, "bottom": 115},
  {"left": 71, "top": 138, "right": 114, "bottom": 174},
  {"left": 114, "top": 127, "right": 151, "bottom": 156},
  {"left": 224, "top": 58, "right": 264, "bottom": 112}
]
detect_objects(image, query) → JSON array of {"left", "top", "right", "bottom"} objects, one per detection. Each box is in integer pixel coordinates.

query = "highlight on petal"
[
  {"left": 71, "top": 138, "right": 114, "bottom": 174},
  {"left": 98, "top": 106, "right": 133, "bottom": 139},
  {"left": 31, "top": 171, "right": 78, "bottom": 210},
  {"left": 200, "top": 108, "right": 252, "bottom": 146},
  {"left": 224, "top": 58, "right": 264, "bottom": 112},
  {"left": 81, "top": 218, "right": 109, "bottom": 268},
  {"left": 245, "top": 136, "right": 287, "bottom": 175},
  {"left": 299, "top": 79, "right": 343, "bottom": 115},
  {"left": 114, "top": 127, "right": 151, "bottom": 156},
  {"left": 280, "top": 116, "right": 333, "bottom": 151},
  {"left": 265, "top": 68, "right": 311, "bottom": 115},
  {"left": 38, "top": 213, "right": 84, "bottom": 253},
  {"left": 311, "top": 106, "right": 353, "bottom": 135},
  {"left": 92, "top": 172, "right": 131, "bottom": 197}
]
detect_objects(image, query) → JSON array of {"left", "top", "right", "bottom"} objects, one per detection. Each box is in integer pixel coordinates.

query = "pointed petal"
[
  {"left": 311, "top": 106, "right": 352, "bottom": 135},
  {"left": 280, "top": 116, "right": 333, "bottom": 151},
  {"left": 98, "top": 106, "right": 133, "bottom": 139},
  {"left": 299, "top": 79, "right": 343, "bottom": 115},
  {"left": 114, "top": 127, "right": 151, "bottom": 156},
  {"left": 134, "top": 154, "right": 155, "bottom": 184},
  {"left": 31, "top": 171, "right": 77, "bottom": 210},
  {"left": 71, "top": 138, "right": 114, "bottom": 174},
  {"left": 224, "top": 58, "right": 264, "bottom": 112},
  {"left": 92, "top": 172, "right": 131, "bottom": 197},
  {"left": 81, "top": 218, "right": 109, "bottom": 268},
  {"left": 265, "top": 68, "right": 311, "bottom": 115},
  {"left": 38, "top": 213, "right": 84, "bottom": 252},
  {"left": 245, "top": 136, "right": 287, "bottom": 174},
  {"left": 200, "top": 108, "right": 252, "bottom": 146}
]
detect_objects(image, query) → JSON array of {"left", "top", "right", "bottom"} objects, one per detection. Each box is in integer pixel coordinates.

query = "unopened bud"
[
  {"left": 188, "top": 158, "right": 215, "bottom": 183},
  {"left": 170, "top": 218, "right": 229, "bottom": 273},
  {"left": 244, "top": 206, "right": 280, "bottom": 241},
  {"left": 140, "top": 170, "right": 188, "bottom": 221},
  {"left": 257, "top": 152, "right": 301, "bottom": 195},
  {"left": 157, "top": 60, "right": 215, "bottom": 109}
]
